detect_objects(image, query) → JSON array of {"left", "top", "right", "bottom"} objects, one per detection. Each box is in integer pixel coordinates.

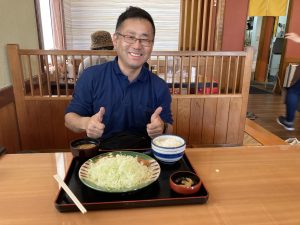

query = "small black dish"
[
  {"left": 170, "top": 171, "right": 201, "bottom": 195},
  {"left": 70, "top": 137, "right": 100, "bottom": 159}
]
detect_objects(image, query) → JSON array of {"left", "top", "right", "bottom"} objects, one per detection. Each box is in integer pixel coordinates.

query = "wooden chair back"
[{"left": 7, "top": 44, "right": 253, "bottom": 151}]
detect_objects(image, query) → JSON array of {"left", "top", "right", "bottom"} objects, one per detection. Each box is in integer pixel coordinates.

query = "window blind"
[{"left": 63, "top": 0, "right": 180, "bottom": 50}]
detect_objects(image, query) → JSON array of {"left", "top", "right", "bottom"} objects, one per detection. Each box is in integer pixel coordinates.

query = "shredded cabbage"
[{"left": 88, "top": 154, "right": 152, "bottom": 191}]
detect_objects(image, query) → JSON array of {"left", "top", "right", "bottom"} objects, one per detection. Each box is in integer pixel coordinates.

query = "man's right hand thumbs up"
[
  {"left": 86, "top": 107, "right": 106, "bottom": 139},
  {"left": 97, "top": 107, "right": 105, "bottom": 123}
]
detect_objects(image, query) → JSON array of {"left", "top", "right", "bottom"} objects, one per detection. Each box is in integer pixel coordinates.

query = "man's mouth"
[{"left": 129, "top": 52, "right": 143, "bottom": 57}]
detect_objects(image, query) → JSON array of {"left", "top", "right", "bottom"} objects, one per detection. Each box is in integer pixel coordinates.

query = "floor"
[
  {"left": 243, "top": 132, "right": 261, "bottom": 146},
  {"left": 247, "top": 89, "right": 300, "bottom": 141}
]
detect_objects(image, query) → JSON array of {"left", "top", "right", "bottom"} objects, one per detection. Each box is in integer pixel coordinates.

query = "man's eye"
[
  {"left": 127, "top": 36, "right": 136, "bottom": 41},
  {"left": 141, "top": 39, "right": 150, "bottom": 43}
]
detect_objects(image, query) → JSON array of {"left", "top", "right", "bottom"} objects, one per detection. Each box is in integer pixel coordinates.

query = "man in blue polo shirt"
[{"left": 65, "top": 6, "right": 173, "bottom": 148}]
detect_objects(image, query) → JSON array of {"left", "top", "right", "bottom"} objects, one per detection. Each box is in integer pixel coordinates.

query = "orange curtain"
[
  {"left": 50, "top": 0, "right": 65, "bottom": 49},
  {"left": 248, "top": 0, "right": 288, "bottom": 16}
]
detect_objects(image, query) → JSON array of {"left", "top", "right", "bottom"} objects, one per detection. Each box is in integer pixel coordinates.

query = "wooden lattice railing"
[
  {"left": 16, "top": 49, "right": 249, "bottom": 98},
  {"left": 7, "top": 44, "right": 253, "bottom": 151}
]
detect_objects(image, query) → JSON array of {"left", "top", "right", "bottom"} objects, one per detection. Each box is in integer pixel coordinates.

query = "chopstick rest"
[{"left": 53, "top": 174, "right": 87, "bottom": 214}]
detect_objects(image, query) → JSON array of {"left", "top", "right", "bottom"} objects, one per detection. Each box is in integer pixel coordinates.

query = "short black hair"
[
  {"left": 92, "top": 46, "right": 114, "bottom": 50},
  {"left": 116, "top": 6, "right": 156, "bottom": 37}
]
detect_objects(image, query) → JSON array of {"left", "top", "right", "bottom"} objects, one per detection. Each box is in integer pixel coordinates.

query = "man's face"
[{"left": 113, "top": 18, "right": 154, "bottom": 72}]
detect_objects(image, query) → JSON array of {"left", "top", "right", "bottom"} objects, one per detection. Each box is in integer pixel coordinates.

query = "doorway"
[{"left": 245, "top": 15, "right": 287, "bottom": 93}]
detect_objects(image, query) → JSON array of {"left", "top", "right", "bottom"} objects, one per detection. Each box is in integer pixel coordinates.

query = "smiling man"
[{"left": 65, "top": 6, "right": 173, "bottom": 149}]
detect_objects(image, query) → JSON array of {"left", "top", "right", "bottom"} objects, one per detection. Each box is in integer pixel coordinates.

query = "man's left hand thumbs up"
[{"left": 147, "top": 106, "right": 165, "bottom": 138}]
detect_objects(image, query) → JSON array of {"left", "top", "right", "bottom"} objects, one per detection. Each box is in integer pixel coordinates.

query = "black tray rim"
[{"left": 54, "top": 150, "right": 209, "bottom": 212}]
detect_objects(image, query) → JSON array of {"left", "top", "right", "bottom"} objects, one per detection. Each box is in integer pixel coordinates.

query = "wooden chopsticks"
[{"left": 53, "top": 174, "right": 87, "bottom": 214}]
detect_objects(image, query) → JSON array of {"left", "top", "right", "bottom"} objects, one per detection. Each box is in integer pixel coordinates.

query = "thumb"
[
  {"left": 151, "top": 106, "right": 162, "bottom": 122},
  {"left": 97, "top": 107, "right": 105, "bottom": 122}
]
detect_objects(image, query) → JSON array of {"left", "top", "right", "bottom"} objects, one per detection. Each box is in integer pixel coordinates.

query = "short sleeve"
[{"left": 65, "top": 71, "right": 94, "bottom": 116}]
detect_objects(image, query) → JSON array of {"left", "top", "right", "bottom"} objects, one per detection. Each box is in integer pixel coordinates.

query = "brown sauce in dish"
[
  {"left": 77, "top": 143, "right": 96, "bottom": 149},
  {"left": 175, "top": 177, "right": 194, "bottom": 187}
]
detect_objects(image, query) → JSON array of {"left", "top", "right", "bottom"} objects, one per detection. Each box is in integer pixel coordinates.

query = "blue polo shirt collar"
[{"left": 113, "top": 57, "right": 148, "bottom": 83}]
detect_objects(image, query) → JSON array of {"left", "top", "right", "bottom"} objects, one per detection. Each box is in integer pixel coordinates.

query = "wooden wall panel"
[
  {"left": 171, "top": 95, "right": 244, "bottom": 146},
  {"left": 171, "top": 98, "right": 178, "bottom": 134},
  {"left": 10, "top": 95, "right": 246, "bottom": 150},
  {"left": 201, "top": 98, "right": 218, "bottom": 144},
  {"left": 0, "top": 103, "right": 20, "bottom": 153},
  {"left": 51, "top": 101, "right": 70, "bottom": 149},
  {"left": 0, "top": 87, "right": 15, "bottom": 108},
  {"left": 221, "top": 0, "right": 249, "bottom": 51},
  {"left": 22, "top": 101, "right": 42, "bottom": 149},
  {"left": 176, "top": 98, "right": 191, "bottom": 142},
  {"left": 226, "top": 97, "right": 243, "bottom": 144},
  {"left": 36, "top": 101, "right": 55, "bottom": 148},
  {"left": 214, "top": 97, "right": 230, "bottom": 144},
  {"left": 189, "top": 98, "right": 204, "bottom": 144},
  {"left": 20, "top": 100, "right": 84, "bottom": 151}
]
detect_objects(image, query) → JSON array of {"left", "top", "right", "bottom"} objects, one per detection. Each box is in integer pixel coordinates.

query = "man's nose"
[{"left": 132, "top": 39, "right": 143, "bottom": 48}]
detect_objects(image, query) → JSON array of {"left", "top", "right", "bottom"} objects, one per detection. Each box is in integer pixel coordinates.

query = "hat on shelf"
[{"left": 90, "top": 30, "right": 113, "bottom": 50}]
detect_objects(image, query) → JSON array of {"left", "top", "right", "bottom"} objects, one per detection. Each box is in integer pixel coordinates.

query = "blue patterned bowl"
[{"left": 151, "top": 135, "right": 186, "bottom": 164}]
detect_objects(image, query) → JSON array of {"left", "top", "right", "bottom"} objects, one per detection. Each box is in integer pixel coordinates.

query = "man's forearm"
[{"left": 65, "top": 112, "right": 90, "bottom": 133}]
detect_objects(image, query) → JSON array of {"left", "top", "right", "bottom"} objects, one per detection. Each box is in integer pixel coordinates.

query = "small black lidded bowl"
[{"left": 70, "top": 137, "right": 100, "bottom": 159}]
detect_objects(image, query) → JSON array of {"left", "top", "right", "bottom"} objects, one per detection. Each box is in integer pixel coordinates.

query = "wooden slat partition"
[
  {"left": 180, "top": 0, "right": 221, "bottom": 51},
  {"left": 16, "top": 50, "right": 249, "bottom": 98},
  {"left": 171, "top": 95, "right": 245, "bottom": 146},
  {"left": 7, "top": 44, "right": 253, "bottom": 151}
]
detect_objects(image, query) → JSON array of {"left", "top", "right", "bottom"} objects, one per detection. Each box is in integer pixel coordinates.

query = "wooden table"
[{"left": 1, "top": 145, "right": 300, "bottom": 225}]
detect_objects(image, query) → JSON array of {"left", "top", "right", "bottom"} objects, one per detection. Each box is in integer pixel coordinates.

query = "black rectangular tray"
[{"left": 55, "top": 150, "right": 209, "bottom": 212}]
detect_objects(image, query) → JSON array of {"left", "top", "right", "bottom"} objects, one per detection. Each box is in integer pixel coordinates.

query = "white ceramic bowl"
[{"left": 151, "top": 135, "right": 186, "bottom": 164}]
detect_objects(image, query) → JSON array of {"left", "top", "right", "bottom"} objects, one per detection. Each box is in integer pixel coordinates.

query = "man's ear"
[{"left": 112, "top": 33, "right": 118, "bottom": 49}]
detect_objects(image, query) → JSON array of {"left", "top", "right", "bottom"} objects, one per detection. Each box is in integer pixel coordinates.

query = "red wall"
[
  {"left": 285, "top": 0, "right": 300, "bottom": 58},
  {"left": 221, "top": 0, "right": 249, "bottom": 51}
]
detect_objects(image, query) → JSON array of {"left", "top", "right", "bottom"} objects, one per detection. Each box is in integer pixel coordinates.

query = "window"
[
  {"left": 35, "top": 0, "right": 64, "bottom": 50},
  {"left": 35, "top": 0, "right": 224, "bottom": 51},
  {"left": 38, "top": 0, "right": 54, "bottom": 49}
]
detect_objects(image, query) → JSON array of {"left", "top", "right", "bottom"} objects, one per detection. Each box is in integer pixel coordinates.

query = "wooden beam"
[{"left": 245, "top": 119, "right": 287, "bottom": 146}]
